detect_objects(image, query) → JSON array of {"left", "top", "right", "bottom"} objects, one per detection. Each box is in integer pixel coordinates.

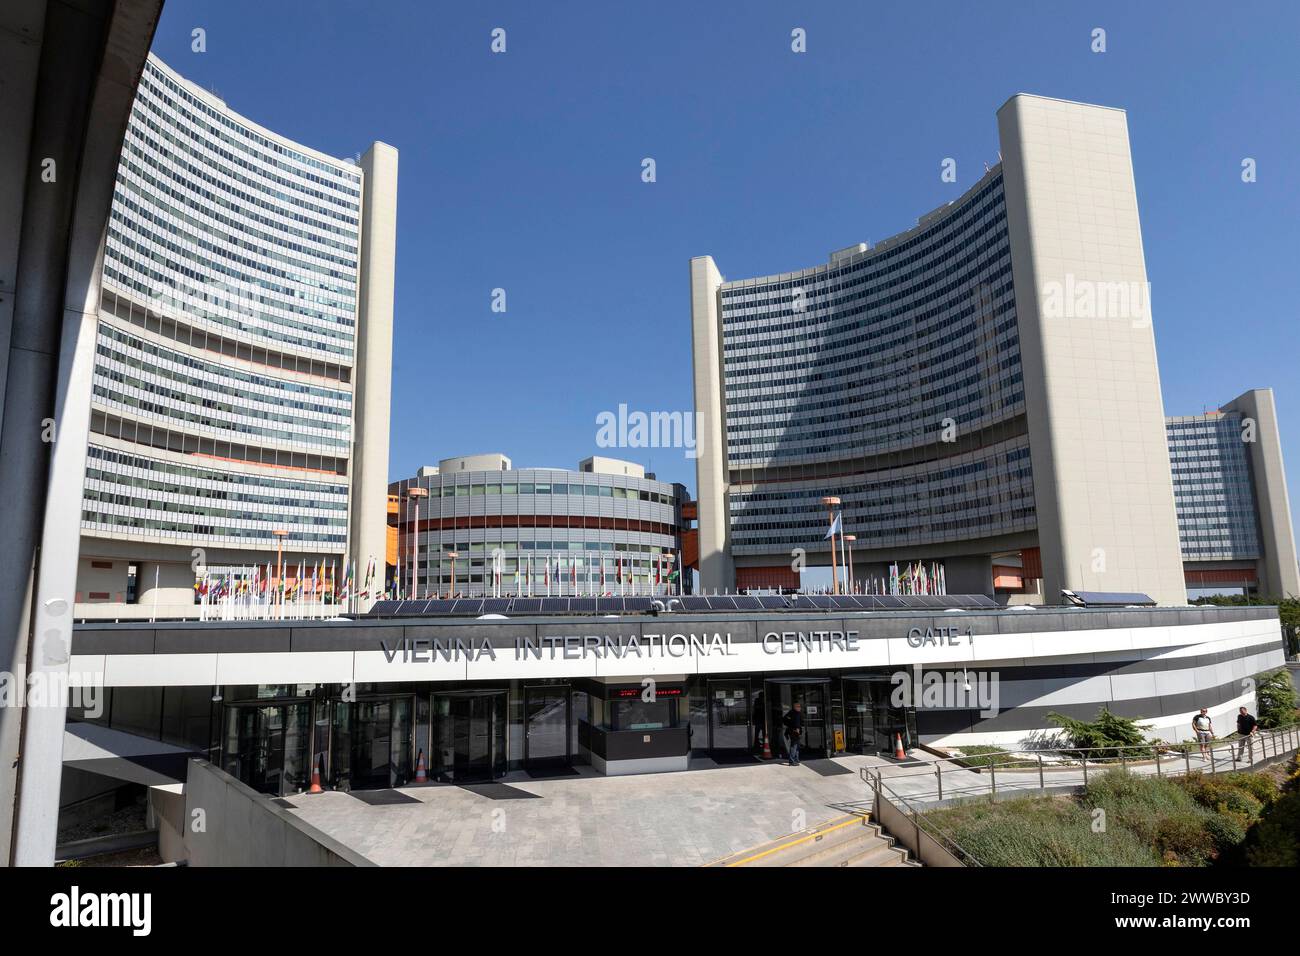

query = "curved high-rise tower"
[
  {"left": 75, "top": 54, "right": 397, "bottom": 617},
  {"left": 692, "top": 95, "right": 1188, "bottom": 605}
]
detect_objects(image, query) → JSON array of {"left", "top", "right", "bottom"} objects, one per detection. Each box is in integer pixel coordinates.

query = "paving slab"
[{"left": 281, "top": 755, "right": 882, "bottom": 866}]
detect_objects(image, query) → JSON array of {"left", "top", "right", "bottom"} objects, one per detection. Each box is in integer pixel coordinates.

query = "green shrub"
[
  {"left": 1202, "top": 812, "right": 1248, "bottom": 856},
  {"left": 1155, "top": 811, "right": 1218, "bottom": 865},
  {"left": 1081, "top": 769, "right": 1199, "bottom": 817},
  {"left": 1282, "top": 753, "right": 1300, "bottom": 794},
  {"left": 924, "top": 796, "right": 1156, "bottom": 867},
  {"left": 1212, "top": 771, "right": 1280, "bottom": 805},
  {"left": 1254, "top": 669, "right": 1298, "bottom": 728},
  {"left": 1217, "top": 789, "right": 1265, "bottom": 821},
  {"left": 1243, "top": 791, "right": 1300, "bottom": 867},
  {"left": 1047, "top": 707, "right": 1153, "bottom": 757},
  {"left": 1177, "top": 773, "right": 1271, "bottom": 822}
]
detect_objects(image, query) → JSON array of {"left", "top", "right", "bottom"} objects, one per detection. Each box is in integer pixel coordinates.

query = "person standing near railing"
[
  {"left": 1235, "top": 706, "right": 1259, "bottom": 762},
  {"left": 1192, "top": 708, "right": 1214, "bottom": 760}
]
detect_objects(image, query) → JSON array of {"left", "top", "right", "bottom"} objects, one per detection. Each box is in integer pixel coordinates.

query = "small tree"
[
  {"left": 1254, "top": 669, "right": 1298, "bottom": 728},
  {"left": 1047, "top": 706, "right": 1152, "bottom": 758}
]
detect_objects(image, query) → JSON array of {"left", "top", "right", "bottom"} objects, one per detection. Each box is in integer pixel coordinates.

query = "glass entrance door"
[
  {"left": 844, "top": 677, "right": 916, "bottom": 754},
  {"left": 524, "top": 685, "right": 570, "bottom": 768},
  {"left": 352, "top": 698, "right": 413, "bottom": 789},
  {"left": 765, "top": 681, "right": 830, "bottom": 760},
  {"left": 221, "top": 703, "right": 310, "bottom": 796},
  {"left": 434, "top": 692, "right": 508, "bottom": 782},
  {"left": 707, "top": 679, "right": 752, "bottom": 753}
]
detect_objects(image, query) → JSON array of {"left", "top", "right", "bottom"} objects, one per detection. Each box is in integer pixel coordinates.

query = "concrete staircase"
[{"left": 710, "top": 813, "right": 918, "bottom": 867}]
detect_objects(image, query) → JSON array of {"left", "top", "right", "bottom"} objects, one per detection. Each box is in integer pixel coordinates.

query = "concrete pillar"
[
  {"left": 0, "top": 0, "right": 161, "bottom": 866},
  {"left": 349, "top": 143, "right": 398, "bottom": 612},
  {"left": 690, "top": 256, "right": 733, "bottom": 592},
  {"left": 998, "top": 95, "right": 1186, "bottom": 606}
]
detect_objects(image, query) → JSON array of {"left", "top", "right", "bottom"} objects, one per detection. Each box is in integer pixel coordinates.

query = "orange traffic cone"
[
  {"left": 413, "top": 749, "right": 427, "bottom": 784},
  {"left": 893, "top": 733, "right": 907, "bottom": 760},
  {"left": 309, "top": 753, "right": 323, "bottom": 794}
]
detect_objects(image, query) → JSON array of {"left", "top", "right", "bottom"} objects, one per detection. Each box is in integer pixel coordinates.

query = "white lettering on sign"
[
  {"left": 760, "top": 631, "right": 860, "bottom": 654},
  {"left": 905, "top": 626, "right": 972, "bottom": 648}
]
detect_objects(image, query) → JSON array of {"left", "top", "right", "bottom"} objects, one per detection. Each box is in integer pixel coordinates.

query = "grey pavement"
[{"left": 281, "top": 755, "right": 882, "bottom": 866}]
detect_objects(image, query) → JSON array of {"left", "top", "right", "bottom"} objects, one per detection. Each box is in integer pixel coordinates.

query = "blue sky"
[{"left": 152, "top": 1, "right": 1300, "bottom": 540}]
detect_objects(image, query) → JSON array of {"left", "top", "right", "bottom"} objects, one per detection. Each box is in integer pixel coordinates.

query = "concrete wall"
[
  {"left": 998, "top": 95, "right": 1186, "bottom": 606},
  {"left": 182, "top": 759, "right": 373, "bottom": 866},
  {"left": 1223, "top": 388, "right": 1300, "bottom": 598}
]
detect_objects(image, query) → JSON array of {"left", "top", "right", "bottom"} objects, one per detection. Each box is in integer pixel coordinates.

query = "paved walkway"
[{"left": 282, "top": 755, "right": 882, "bottom": 866}]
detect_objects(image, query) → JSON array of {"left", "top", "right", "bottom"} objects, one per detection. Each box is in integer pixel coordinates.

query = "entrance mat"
[
  {"left": 349, "top": 789, "right": 422, "bottom": 806},
  {"left": 524, "top": 766, "right": 580, "bottom": 779},
  {"left": 800, "top": 759, "right": 854, "bottom": 777},
  {"left": 879, "top": 754, "right": 926, "bottom": 766},
  {"left": 457, "top": 782, "right": 542, "bottom": 800},
  {"left": 708, "top": 752, "right": 760, "bottom": 765}
]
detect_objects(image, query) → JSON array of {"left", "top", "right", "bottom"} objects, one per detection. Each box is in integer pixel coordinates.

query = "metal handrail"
[
  {"left": 865, "top": 767, "right": 983, "bottom": 866},
  {"left": 859, "top": 723, "right": 1300, "bottom": 866},
  {"left": 860, "top": 723, "right": 1300, "bottom": 804}
]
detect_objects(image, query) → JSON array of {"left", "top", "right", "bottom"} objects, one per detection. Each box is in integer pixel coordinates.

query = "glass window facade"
[
  {"left": 81, "top": 54, "right": 364, "bottom": 559},
  {"left": 389, "top": 467, "right": 684, "bottom": 598},
  {"left": 716, "top": 170, "right": 1035, "bottom": 556},
  {"left": 1167, "top": 413, "right": 1261, "bottom": 561}
]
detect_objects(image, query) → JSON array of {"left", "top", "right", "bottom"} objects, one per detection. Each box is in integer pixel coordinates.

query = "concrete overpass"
[{"left": 0, "top": 0, "right": 162, "bottom": 865}]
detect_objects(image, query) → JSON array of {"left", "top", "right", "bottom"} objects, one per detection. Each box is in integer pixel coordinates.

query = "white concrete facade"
[
  {"left": 998, "top": 94, "right": 1186, "bottom": 607},
  {"left": 1221, "top": 388, "right": 1300, "bottom": 597}
]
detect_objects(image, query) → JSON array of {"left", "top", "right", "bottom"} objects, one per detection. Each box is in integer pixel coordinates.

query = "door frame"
[
  {"left": 523, "top": 683, "right": 571, "bottom": 767},
  {"left": 706, "top": 677, "right": 752, "bottom": 752},
  {"left": 763, "top": 678, "right": 832, "bottom": 759},
  {"left": 351, "top": 693, "right": 416, "bottom": 789}
]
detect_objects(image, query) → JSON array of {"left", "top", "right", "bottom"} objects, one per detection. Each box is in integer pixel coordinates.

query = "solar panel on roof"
[
  {"left": 828, "top": 596, "right": 860, "bottom": 610},
  {"left": 422, "top": 600, "right": 456, "bottom": 615},
  {"left": 569, "top": 598, "right": 597, "bottom": 613},
  {"left": 679, "top": 596, "right": 712, "bottom": 611},
  {"left": 540, "top": 598, "right": 570, "bottom": 613},
  {"left": 451, "top": 599, "right": 484, "bottom": 614},
  {"left": 1066, "top": 590, "right": 1156, "bottom": 607},
  {"left": 368, "top": 601, "right": 400, "bottom": 617},
  {"left": 706, "top": 596, "right": 737, "bottom": 610},
  {"left": 732, "top": 596, "right": 762, "bottom": 610},
  {"left": 481, "top": 599, "right": 511, "bottom": 613},
  {"left": 790, "top": 595, "right": 818, "bottom": 610},
  {"left": 874, "top": 596, "right": 905, "bottom": 608},
  {"left": 511, "top": 598, "right": 543, "bottom": 614},
  {"left": 623, "top": 597, "right": 653, "bottom": 612},
  {"left": 757, "top": 596, "right": 789, "bottom": 610}
]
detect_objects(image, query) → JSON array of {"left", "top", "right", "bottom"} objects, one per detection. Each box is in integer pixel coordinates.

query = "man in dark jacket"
[
  {"left": 1236, "top": 706, "right": 1259, "bottom": 761},
  {"left": 782, "top": 701, "right": 804, "bottom": 766}
]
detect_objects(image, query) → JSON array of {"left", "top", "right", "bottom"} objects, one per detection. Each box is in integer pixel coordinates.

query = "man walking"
[
  {"left": 1236, "top": 706, "right": 1259, "bottom": 762},
  {"left": 1192, "top": 708, "right": 1214, "bottom": 760},
  {"left": 782, "top": 701, "right": 804, "bottom": 766}
]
